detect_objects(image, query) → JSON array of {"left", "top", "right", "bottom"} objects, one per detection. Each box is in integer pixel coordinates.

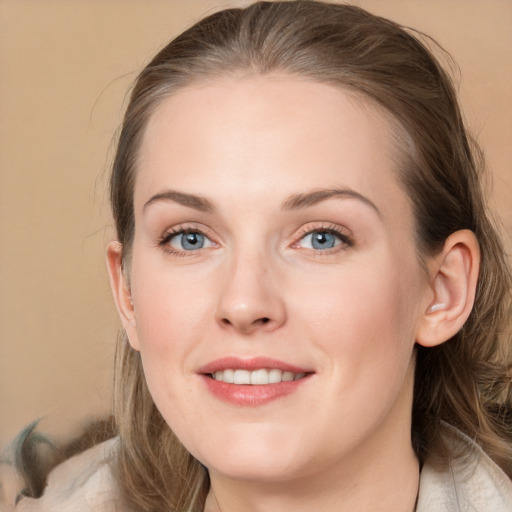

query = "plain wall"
[{"left": 1, "top": 0, "right": 511, "bottom": 448}]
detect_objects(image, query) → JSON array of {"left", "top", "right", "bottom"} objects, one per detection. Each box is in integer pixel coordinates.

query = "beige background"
[{"left": 1, "top": 0, "right": 511, "bottom": 449}]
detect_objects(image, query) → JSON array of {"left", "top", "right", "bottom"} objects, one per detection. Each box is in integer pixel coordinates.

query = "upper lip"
[{"left": 197, "top": 357, "right": 312, "bottom": 375}]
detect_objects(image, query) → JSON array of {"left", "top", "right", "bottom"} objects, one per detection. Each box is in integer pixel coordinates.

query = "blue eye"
[
  {"left": 299, "top": 230, "right": 347, "bottom": 250},
  {"left": 167, "top": 231, "right": 213, "bottom": 251}
]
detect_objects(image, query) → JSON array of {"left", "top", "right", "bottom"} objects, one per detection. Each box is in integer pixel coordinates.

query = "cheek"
[
  {"left": 295, "top": 255, "right": 421, "bottom": 381},
  {"left": 130, "top": 256, "right": 214, "bottom": 349},
  {"left": 127, "top": 259, "right": 219, "bottom": 446},
  {"left": 129, "top": 273, "right": 205, "bottom": 428},
  {"left": 293, "top": 261, "right": 421, "bottom": 451},
  {"left": 126, "top": 243, "right": 237, "bottom": 405}
]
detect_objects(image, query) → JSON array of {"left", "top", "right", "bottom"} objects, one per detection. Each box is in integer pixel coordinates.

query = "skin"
[{"left": 107, "top": 75, "right": 480, "bottom": 511}]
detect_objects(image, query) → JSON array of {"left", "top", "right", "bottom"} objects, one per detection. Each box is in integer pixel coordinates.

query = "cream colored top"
[
  {"left": 417, "top": 428, "right": 512, "bottom": 511},
  {"left": 6, "top": 438, "right": 120, "bottom": 512},
  {"left": 2, "top": 430, "right": 511, "bottom": 511}
]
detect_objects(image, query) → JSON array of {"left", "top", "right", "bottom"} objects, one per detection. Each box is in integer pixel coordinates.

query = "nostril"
[{"left": 219, "top": 316, "right": 272, "bottom": 330}]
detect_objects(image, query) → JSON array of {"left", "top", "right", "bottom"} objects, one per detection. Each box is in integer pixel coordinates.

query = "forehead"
[{"left": 135, "top": 75, "right": 411, "bottom": 217}]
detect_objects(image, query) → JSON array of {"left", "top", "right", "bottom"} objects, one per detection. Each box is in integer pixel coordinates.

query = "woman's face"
[{"left": 115, "top": 76, "right": 433, "bottom": 482}]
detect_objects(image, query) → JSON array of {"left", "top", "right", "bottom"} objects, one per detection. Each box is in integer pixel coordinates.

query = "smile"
[
  {"left": 199, "top": 357, "right": 313, "bottom": 405},
  {"left": 211, "top": 368, "right": 307, "bottom": 384}
]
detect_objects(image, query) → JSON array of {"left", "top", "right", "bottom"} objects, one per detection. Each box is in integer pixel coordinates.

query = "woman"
[{"left": 8, "top": 1, "right": 512, "bottom": 511}]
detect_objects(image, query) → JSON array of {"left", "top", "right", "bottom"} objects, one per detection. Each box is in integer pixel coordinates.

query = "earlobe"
[
  {"left": 106, "top": 241, "right": 140, "bottom": 350},
  {"left": 416, "top": 230, "right": 480, "bottom": 348}
]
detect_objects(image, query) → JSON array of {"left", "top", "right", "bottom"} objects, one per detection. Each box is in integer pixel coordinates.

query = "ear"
[
  {"left": 106, "top": 241, "right": 140, "bottom": 351},
  {"left": 416, "top": 229, "right": 480, "bottom": 348}
]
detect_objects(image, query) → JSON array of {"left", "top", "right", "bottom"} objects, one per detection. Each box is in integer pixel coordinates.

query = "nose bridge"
[{"left": 216, "top": 241, "right": 286, "bottom": 334}]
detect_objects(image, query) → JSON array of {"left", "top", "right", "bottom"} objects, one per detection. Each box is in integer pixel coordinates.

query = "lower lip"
[{"left": 200, "top": 374, "right": 311, "bottom": 406}]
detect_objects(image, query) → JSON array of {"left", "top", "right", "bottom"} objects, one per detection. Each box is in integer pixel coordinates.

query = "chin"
[
  {"left": 206, "top": 453, "right": 304, "bottom": 483},
  {"left": 189, "top": 427, "right": 311, "bottom": 482}
]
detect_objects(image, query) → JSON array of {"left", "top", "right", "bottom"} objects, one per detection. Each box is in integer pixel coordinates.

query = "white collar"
[{"left": 417, "top": 426, "right": 512, "bottom": 512}]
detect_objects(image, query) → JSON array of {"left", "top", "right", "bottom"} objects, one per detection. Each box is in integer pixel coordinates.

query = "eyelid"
[
  {"left": 290, "top": 222, "right": 354, "bottom": 252},
  {"left": 157, "top": 221, "right": 353, "bottom": 257},
  {"left": 158, "top": 223, "right": 218, "bottom": 255}
]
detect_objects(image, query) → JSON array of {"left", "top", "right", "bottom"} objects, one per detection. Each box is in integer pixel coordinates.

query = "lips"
[
  {"left": 198, "top": 356, "right": 311, "bottom": 374},
  {"left": 198, "top": 357, "right": 313, "bottom": 405}
]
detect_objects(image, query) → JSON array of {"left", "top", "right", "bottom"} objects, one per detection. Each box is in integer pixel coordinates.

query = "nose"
[{"left": 215, "top": 251, "right": 287, "bottom": 335}]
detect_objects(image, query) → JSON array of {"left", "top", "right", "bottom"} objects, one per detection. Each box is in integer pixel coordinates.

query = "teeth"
[
  {"left": 268, "top": 369, "right": 282, "bottom": 384},
  {"left": 211, "top": 368, "right": 307, "bottom": 385},
  {"left": 251, "top": 369, "right": 269, "bottom": 385},
  {"left": 233, "top": 369, "right": 251, "bottom": 384},
  {"left": 223, "top": 369, "right": 234, "bottom": 383},
  {"left": 282, "top": 371, "right": 294, "bottom": 382}
]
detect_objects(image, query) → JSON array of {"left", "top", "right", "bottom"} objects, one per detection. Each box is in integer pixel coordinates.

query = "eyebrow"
[
  {"left": 143, "top": 190, "right": 214, "bottom": 213},
  {"left": 282, "top": 188, "right": 381, "bottom": 216},
  {"left": 143, "top": 187, "right": 380, "bottom": 216}
]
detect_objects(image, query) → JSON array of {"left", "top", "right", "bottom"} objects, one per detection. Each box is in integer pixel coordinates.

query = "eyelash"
[
  {"left": 157, "top": 225, "right": 215, "bottom": 256},
  {"left": 293, "top": 223, "right": 353, "bottom": 255},
  {"left": 157, "top": 223, "right": 353, "bottom": 257}
]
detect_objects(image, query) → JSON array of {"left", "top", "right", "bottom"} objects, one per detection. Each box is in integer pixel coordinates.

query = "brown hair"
[{"left": 109, "top": 2, "right": 512, "bottom": 510}]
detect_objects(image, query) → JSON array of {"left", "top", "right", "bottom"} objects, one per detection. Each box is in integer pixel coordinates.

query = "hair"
[{"left": 108, "top": 1, "right": 512, "bottom": 510}]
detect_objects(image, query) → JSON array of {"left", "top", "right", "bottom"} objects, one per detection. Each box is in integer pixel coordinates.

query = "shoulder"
[
  {"left": 417, "top": 425, "right": 512, "bottom": 512},
  {"left": 12, "top": 438, "right": 124, "bottom": 512}
]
